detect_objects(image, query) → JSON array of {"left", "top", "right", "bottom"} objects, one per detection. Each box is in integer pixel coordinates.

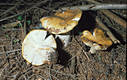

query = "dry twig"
[
  {"left": 0, "top": 0, "right": 48, "bottom": 22},
  {"left": 0, "top": 4, "right": 17, "bottom": 16}
]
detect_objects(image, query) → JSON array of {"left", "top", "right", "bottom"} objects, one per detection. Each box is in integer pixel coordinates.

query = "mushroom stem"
[
  {"left": 55, "top": 35, "right": 71, "bottom": 47},
  {"left": 96, "top": 17, "right": 120, "bottom": 44}
]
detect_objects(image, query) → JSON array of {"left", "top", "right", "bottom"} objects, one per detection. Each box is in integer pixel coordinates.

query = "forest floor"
[{"left": 0, "top": 0, "right": 126, "bottom": 80}]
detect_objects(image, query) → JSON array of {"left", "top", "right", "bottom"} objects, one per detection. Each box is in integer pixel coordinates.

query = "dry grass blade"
[
  {"left": 2, "top": 21, "right": 20, "bottom": 28},
  {"left": 73, "top": 37, "right": 90, "bottom": 62},
  {"left": 49, "top": 68, "right": 75, "bottom": 78},
  {"left": 0, "top": 3, "right": 37, "bottom": 6},
  {"left": 0, "top": 49, "right": 21, "bottom": 54},
  {"left": 48, "top": 65, "right": 53, "bottom": 80},
  {"left": 97, "top": 73, "right": 104, "bottom": 80},
  {"left": 23, "top": 13, "right": 27, "bottom": 37},
  {"left": 2, "top": 28, "right": 23, "bottom": 31},
  {"left": 0, "top": 63, "right": 8, "bottom": 77}
]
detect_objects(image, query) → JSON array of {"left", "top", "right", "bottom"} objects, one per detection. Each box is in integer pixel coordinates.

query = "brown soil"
[{"left": 0, "top": 0, "right": 126, "bottom": 80}]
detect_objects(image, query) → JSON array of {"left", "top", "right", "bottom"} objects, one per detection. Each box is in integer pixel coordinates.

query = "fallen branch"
[
  {"left": 86, "top": 0, "right": 123, "bottom": 43},
  {"left": 61, "top": 4, "right": 127, "bottom": 10},
  {"left": 86, "top": 0, "right": 126, "bottom": 28},
  {"left": 101, "top": 10, "right": 126, "bottom": 28},
  {"left": 96, "top": 17, "right": 120, "bottom": 44}
]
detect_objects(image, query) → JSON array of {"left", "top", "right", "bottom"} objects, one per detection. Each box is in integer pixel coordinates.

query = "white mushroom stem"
[{"left": 55, "top": 35, "right": 71, "bottom": 47}]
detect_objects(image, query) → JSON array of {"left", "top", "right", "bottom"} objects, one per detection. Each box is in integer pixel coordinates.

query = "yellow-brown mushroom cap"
[
  {"left": 40, "top": 9, "right": 82, "bottom": 34},
  {"left": 81, "top": 28, "right": 112, "bottom": 46},
  {"left": 55, "top": 9, "right": 82, "bottom": 21}
]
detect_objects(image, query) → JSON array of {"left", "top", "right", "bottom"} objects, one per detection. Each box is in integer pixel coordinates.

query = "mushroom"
[
  {"left": 40, "top": 9, "right": 82, "bottom": 34},
  {"left": 22, "top": 30, "right": 57, "bottom": 65},
  {"left": 81, "top": 28, "right": 112, "bottom": 53},
  {"left": 40, "top": 9, "right": 82, "bottom": 47}
]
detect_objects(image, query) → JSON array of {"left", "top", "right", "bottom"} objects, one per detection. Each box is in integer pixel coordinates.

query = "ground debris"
[{"left": 0, "top": 0, "right": 126, "bottom": 80}]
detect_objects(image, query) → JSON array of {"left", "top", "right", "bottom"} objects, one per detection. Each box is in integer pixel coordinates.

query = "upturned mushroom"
[
  {"left": 40, "top": 9, "right": 82, "bottom": 34},
  {"left": 22, "top": 30, "right": 57, "bottom": 65},
  {"left": 81, "top": 28, "right": 113, "bottom": 53}
]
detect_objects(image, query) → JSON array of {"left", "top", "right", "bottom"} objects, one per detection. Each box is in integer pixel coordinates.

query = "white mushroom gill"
[{"left": 22, "top": 30, "right": 57, "bottom": 65}]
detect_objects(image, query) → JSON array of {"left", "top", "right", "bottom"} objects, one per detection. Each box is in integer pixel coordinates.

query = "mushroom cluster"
[
  {"left": 22, "top": 9, "right": 113, "bottom": 66},
  {"left": 22, "top": 9, "right": 82, "bottom": 66},
  {"left": 81, "top": 28, "right": 113, "bottom": 53}
]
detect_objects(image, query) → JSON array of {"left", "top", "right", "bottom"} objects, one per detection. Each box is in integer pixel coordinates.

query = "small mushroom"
[
  {"left": 22, "top": 30, "right": 57, "bottom": 65},
  {"left": 40, "top": 9, "right": 82, "bottom": 34},
  {"left": 81, "top": 28, "right": 112, "bottom": 53}
]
